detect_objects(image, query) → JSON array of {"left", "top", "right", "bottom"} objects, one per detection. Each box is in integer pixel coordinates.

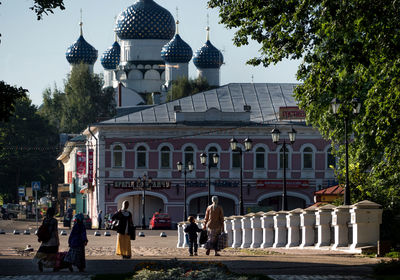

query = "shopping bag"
[
  {"left": 110, "top": 220, "right": 119, "bottom": 231},
  {"left": 199, "top": 230, "right": 208, "bottom": 245},
  {"left": 130, "top": 225, "right": 136, "bottom": 240},
  {"left": 217, "top": 232, "right": 228, "bottom": 250}
]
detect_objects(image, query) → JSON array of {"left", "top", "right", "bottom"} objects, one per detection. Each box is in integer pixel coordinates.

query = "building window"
[
  {"left": 113, "top": 145, "right": 123, "bottom": 168},
  {"left": 303, "top": 147, "right": 313, "bottom": 169},
  {"left": 137, "top": 146, "right": 146, "bottom": 168},
  {"left": 184, "top": 146, "right": 194, "bottom": 166},
  {"left": 232, "top": 148, "right": 242, "bottom": 168},
  {"left": 327, "top": 147, "right": 336, "bottom": 169},
  {"left": 160, "top": 146, "right": 171, "bottom": 168},
  {"left": 255, "top": 147, "right": 265, "bottom": 169},
  {"left": 208, "top": 147, "right": 218, "bottom": 167},
  {"left": 279, "top": 146, "right": 289, "bottom": 169}
]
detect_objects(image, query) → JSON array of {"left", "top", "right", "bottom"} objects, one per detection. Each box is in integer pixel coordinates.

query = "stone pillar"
[
  {"left": 349, "top": 200, "right": 382, "bottom": 250},
  {"left": 315, "top": 204, "right": 335, "bottom": 248},
  {"left": 224, "top": 217, "right": 234, "bottom": 247},
  {"left": 177, "top": 222, "right": 184, "bottom": 248},
  {"left": 300, "top": 206, "right": 317, "bottom": 248},
  {"left": 332, "top": 205, "right": 351, "bottom": 249},
  {"left": 261, "top": 211, "right": 276, "bottom": 248},
  {"left": 182, "top": 222, "right": 189, "bottom": 248},
  {"left": 232, "top": 216, "right": 243, "bottom": 248},
  {"left": 273, "top": 211, "right": 288, "bottom": 248},
  {"left": 250, "top": 212, "right": 263, "bottom": 248},
  {"left": 286, "top": 208, "right": 302, "bottom": 248},
  {"left": 241, "top": 214, "right": 253, "bottom": 248}
]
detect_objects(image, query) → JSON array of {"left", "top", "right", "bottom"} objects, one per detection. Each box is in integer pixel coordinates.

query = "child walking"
[
  {"left": 64, "top": 213, "right": 88, "bottom": 272},
  {"left": 184, "top": 216, "right": 202, "bottom": 256}
]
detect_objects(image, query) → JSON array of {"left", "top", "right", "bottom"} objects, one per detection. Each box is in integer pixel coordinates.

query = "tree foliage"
[
  {"left": 0, "top": 81, "right": 28, "bottom": 122},
  {"left": 0, "top": 97, "right": 59, "bottom": 203},
  {"left": 167, "top": 77, "right": 215, "bottom": 101},
  {"left": 30, "top": 0, "right": 65, "bottom": 20},
  {"left": 208, "top": 0, "right": 400, "bottom": 210}
]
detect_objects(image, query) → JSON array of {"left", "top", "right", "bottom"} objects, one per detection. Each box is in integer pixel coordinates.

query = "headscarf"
[
  {"left": 121, "top": 200, "right": 129, "bottom": 211},
  {"left": 75, "top": 213, "right": 84, "bottom": 223},
  {"left": 211, "top": 196, "right": 218, "bottom": 210}
]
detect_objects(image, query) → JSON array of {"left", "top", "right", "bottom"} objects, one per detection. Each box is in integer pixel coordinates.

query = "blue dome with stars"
[
  {"left": 101, "top": 41, "right": 121, "bottom": 70},
  {"left": 193, "top": 40, "right": 224, "bottom": 69},
  {"left": 115, "top": 0, "right": 175, "bottom": 40},
  {"left": 66, "top": 35, "right": 98, "bottom": 65},
  {"left": 161, "top": 34, "right": 193, "bottom": 63}
]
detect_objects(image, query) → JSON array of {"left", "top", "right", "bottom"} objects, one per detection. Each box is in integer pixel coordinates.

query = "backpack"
[{"left": 37, "top": 221, "right": 51, "bottom": 243}]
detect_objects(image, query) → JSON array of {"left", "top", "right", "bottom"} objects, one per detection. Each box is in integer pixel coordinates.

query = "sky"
[{"left": 0, "top": 0, "right": 301, "bottom": 106}]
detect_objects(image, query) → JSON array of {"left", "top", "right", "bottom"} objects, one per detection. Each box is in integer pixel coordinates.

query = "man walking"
[{"left": 97, "top": 210, "right": 103, "bottom": 230}]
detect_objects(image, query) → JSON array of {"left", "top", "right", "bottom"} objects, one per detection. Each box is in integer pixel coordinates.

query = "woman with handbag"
[
  {"left": 112, "top": 200, "right": 134, "bottom": 259},
  {"left": 203, "top": 196, "right": 224, "bottom": 256}
]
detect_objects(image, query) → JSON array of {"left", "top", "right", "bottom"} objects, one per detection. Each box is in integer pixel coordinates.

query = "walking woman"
[
  {"left": 203, "top": 196, "right": 224, "bottom": 256},
  {"left": 64, "top": 213, "right": 88, "bottom": 272},
  {"left": 112, "top": 200, "right": 134, "bottom": 259},
  {"left": 34, "top": 207, "right": 59, "bottom": 271}
]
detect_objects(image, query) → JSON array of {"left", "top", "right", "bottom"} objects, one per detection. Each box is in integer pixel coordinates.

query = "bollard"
[
  {"left": 300, "top": 206, "right": 317, "bottom": 248},
  {"left": 260, "top": 211, "right": 276, "bottom": 248},
  {"left": 331, "top": 205, "right": 351, "bottom": 249},
  {"left": 286, "top": 208, "right": 302, "bottom": 248},
  {"left": 315, "top": 204, "right": 335, "bottom": 248},
  {"left": 241, "top": 214, "right": 253, "bottom": 248},
  {"left": 160, "top": 232, "right": 167, "bottom": 237},
  {"left": 273, "top": 211, "right": 288, "bottom": 248},
  {"left": 94, "top": 231, "right": 101, "bottom": 236},
  {"left": 60, "top": 230, "right": 68, "bottom": 236},
  {"left": 13, "top": 230, "right": 20, "bottom": 235},
  {"left": 182, "top": 222, "right": 189, "bottom": 248},
  {"left": 231, "top": 216, "right": 243, "bottom": 248},
  {"left": 23, "top": 230, "right": 31, "bottom": 235},
  {"left": 224, "top": 217, "right": 234, "bottom": 247},
  {"left": 138, "top": 231, "right": 145, "bottom": 237},
  {"left": 0, "top": 229, "right": 5, "bottom": 234},
  {"left": 104, "top": 231, "right": 111, "bottom": 236},
  {"left": 250, "top": 212, "right": 264, "bottom": 248},
  {"left": 349, "top": 200, "right": 382, "bottom": 251}
]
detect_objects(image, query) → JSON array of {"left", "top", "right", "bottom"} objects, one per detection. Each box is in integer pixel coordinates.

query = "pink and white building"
[{"left": 83, "top": 83, "right": 337, "bottom": 227}]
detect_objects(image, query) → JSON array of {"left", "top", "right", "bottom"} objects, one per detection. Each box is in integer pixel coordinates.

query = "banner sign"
[
  {"left": 76, "top": 151, "right": 86, "bottom": 178},
  {"left": 67, "top": 171, "right": 73, "bottom": 184},
  {"left": 112, "top": 180, "right": 171, "bottom": 189},
  {"left": 256, "top": 179, "right": 309, "bottom": 189},
  {"left": 88, "top": 149, "right": 94, "bottom": 182},
  {"left": 279, "top": 106, "right": 306, "bottom": 120}
]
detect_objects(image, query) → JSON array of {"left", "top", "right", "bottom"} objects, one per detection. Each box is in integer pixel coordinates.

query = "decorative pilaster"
[
  {"left": 261, "top": 211, "right": 276, "bottom": 248},
  {"left": 315, "top": 204, "right": 335, "bottom": 248},
  {"left": 224, "top": 216, "right": 234, "bottom": 247},
  {"left": 273, "top": 211, "right": 288, "bottom": 248},
  {"left": 286, "top": 208, "right": 302, "bottom": 248},
  {"left": 250, "top": 212, "right": 264, "bottom": 248},
  {"left": 332, "top": 205, "right": 351, "bottom": 249},
  {"left": 231, "top": 216, "right": 243, "bottom": 248},
  {"left": 300, "top": 206, "right": 317, "bottom": 248}
]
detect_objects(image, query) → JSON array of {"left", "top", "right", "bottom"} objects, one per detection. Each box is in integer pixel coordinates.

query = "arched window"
[
  {"left": 113, "top": 145, "right": 123, "bottom": 168},
  {"left": 279, "top": 146, "right": 289, "bottom": 169},
  {"left": 327, "top": 147, "right": 336, "bottom": 169},
  {"left": 255, "top": 147, "right": 266, "bottom": 169},
  {"left": 303, "top": 147, "right": 313, "bottom": 169},
  {"left": 232, "top": 147, "right": 242, "bottom": 168},
  {"left": 160, "top": 146, "right": 171, "bottom": 168},
  {"left": 136, "top": 146, "right": 147, "bottom": 168},
  {"left": 208, "top": 147, "right": 218, "bottom": 167},
  {"left": 184, "top": 146, "right": 194, "bottom": 166}
]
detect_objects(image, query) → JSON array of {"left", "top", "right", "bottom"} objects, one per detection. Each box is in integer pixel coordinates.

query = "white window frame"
[
  {"left": 111, "top": 143, "right": 126, "bottom": 168},
  {"left": 135, "top": 143, "right": 149, "bottom": 169},
  {"left": 159, "top": 144, "right": 173, "bottom": 169}
]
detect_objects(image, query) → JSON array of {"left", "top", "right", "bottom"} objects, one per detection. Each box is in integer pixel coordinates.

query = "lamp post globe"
[
  {"left": 271, "top": 128, "right": 281, "bottom": 143},
  {"left": 213, "top": 153, "right": 219, "bottom": 165},
  {"left": 200, "top": 153, "right": 207, "bottom": 165},
  {"left": 230, "top": 138, "right": 238, "bottom": 151}
]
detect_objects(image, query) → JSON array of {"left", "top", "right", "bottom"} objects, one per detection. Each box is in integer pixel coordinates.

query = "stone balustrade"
[{"left": 178, "top": 200, "right": 382, "bottom": 253}]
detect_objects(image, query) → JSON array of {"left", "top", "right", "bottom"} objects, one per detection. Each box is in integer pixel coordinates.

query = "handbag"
[
  {"left": 217, "top": 232, "right": 228, "bottom": 250},
  {"left": 130, "top": 225, "right": 136, "bottom": 240},
  {"left": 110, "top": 220, "right": 119, "bottom": 231},
  {"left": 199, "top": 230, "right": 208, "bottom": 245}
]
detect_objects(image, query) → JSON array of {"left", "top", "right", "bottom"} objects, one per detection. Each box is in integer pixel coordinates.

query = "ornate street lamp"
[
  {"left": 271, "top": 127, "right": 296, "bottom": 211},
  {"left": 330, "top": 97, "right": 361, "bottom": 205},
  {"left": 177, "top": 161, "right": 194, "bottom": 221},
  {"left": 137, "top": 174, "right": 152, "bottom": 229},
  {"left": 230, "top": 137, "right": 253, "bottom": 215},
  {"left": 200, "top": 152, "right": 219, "bottom": 205}
]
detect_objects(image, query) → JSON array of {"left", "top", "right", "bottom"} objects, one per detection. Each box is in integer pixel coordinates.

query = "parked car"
[
  {"left": 72, "top": 214, "right": 92, "bottom": 229},
  {"left": 149, "top": 213, "right": 171, "bottom": 229},
  {"left": 2, "top": 203, "right": 25, "bottom": 219}
]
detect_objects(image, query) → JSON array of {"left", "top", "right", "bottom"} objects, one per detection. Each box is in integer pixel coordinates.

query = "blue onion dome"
[
  {"left": 101, "top": 40, "right": 121, "bottom": 70},
  {"left": 161, "top": 21, "right": 193, "bottom": 63},
  {"left": 193, "top": 28, "right": 224, "bottom": 69},
  {"left": 115, "top": 0, "right": 175, "bottom": 40},
  {"left": 66, "top": 22, "right": 98, "bottom": 65}
]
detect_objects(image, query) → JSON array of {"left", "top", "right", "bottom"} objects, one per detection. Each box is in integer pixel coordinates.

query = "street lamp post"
[
  {"left": 200, "top": 152, "right": 220, "bottom": 205},
  {"left": 271, "top": 128, "right": 296, "bottom": 211},
  {"left": 177, "top": 161, "right": 194, "bottom": 221},
  {"left": 229, "top": 137, "right": 253, "bottom": 215},
  {"left": 137, "top": 175, "right": 152, "bottom": 229},
  {"left": 330, "top": 98, "right": 361, "bottom": 205}
]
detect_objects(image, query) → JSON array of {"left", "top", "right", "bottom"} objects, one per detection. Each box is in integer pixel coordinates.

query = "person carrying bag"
[{"left": 112, "top": 200, "right": 135, "bottom": 259}]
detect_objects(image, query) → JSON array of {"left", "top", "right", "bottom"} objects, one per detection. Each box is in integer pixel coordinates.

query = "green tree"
[
  {"left": 0, "top": 97, "right": 59, "bottom": 203},
  {"left": 38, "top": 85, "right": 65, "bottom": 130},
  {"left": 167, "top": 77, "right": 215, "bottom": 101},
  {"left": 60, "top": 64, "right": 115, "bottom": 133},
  {"left": 0, "top": 81, "right": 27, "bottom": 122},
  {"left": 208, "top": 0, "right": 400, "bottom": 211}
]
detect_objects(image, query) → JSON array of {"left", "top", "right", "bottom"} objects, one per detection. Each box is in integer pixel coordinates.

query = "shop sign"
[
  {"left": 214, "top": 180, "right": 240, "bottom": 188},
  {"left": 279, "top": 106, "right": 306, "bottom": 120},
  {"left": 76, "top": 151, "right": 86, "bottom": 178},
  {"left": 112, "top": 180, "right": 171, "bottom": 189},
  {"left": 256, "top": 179, "right": 309, "bottom": 189},
  {"left": 88, "top": 149, "right": 94, "bottom": 182},
  {"left": 67, "top": 171, "right": 73, "bottom": 184}
]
